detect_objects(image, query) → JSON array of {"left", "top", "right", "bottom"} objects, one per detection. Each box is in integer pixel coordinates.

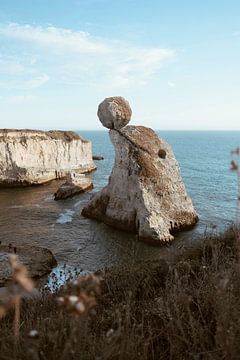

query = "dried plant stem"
[
  {"left": 237, "top": 170, "right": 240, "bottom": 224},
  {"left": 14, "top": 296, "right": 21, "bottom": 340}
]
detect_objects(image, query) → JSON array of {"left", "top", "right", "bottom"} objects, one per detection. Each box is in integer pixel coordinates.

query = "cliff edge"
[{"left": 0, "top": 129, "right": 96, "bottom": 186}]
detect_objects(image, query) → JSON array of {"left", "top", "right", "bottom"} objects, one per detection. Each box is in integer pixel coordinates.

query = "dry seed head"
[
  {"left": 68, "top": 295, "right": 79, "bottom": 306},
  {"left": 28, "top": 329, "right": 39, "bottom": 339},
  {"left": 58, "top": 273, "right": 101, "bottom": 317},
  {"left": 75, "top": 301, "right": 85, "bottom": 313}
]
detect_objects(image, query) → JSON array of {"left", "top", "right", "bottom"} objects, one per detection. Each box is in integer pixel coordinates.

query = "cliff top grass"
[
  {"left": 0, "top": 129, "right": 88, "bottom": 142},
  {"left": 0, "top": 226, "right": 240, "bottom": 359}
]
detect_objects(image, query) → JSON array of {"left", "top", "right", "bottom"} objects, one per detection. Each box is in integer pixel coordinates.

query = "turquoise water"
[{"left": 0, "top": 130, "right": 239, "bottom": 274}]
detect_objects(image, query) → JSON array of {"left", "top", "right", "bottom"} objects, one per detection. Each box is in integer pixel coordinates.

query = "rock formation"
[
  {"left": 98, "top": 96, "right": 132, "bottom": 129},
  {"left": 0, "top": 129, "right": 96, "bottom": 186},
  {"left": 82, "top": 97, "right": 198, "bottom": 244},
  {"left": 54, "top": 173, "right": 93, "bottom": 200},
  {"left": 93, "top": 155, "right": 104, "bottom": 161},
  {"left": 0, "top": 244, "right": 57, "bottom": 286}
]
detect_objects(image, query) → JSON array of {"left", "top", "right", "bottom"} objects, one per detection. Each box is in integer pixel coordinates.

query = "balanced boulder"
[{"left": 97, "top": 96, "right": 132, "bottom": 130}]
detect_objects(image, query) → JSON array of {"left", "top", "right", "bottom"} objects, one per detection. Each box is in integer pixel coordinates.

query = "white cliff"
[
  {"left": 82, "top": 97, "right": 198, "bottom": 244},
  {"left": 0, "top": 129, "right": 96, "bottom": 186}
]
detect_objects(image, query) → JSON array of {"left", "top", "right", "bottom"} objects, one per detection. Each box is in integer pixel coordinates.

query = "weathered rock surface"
[
  {"left": 54, "top": 173, "right": 93, "bottom": 200},
  {"left": 82, "top": 125, "right": 198, "bottom": 244},
  {"left": 0, "top": 129, "right": 96, "bottom": 187},
  {"left": 97, "top": 96, "right": 132, "bottom": 129},
  {"left": 0, "top": 244, "right": 57, "bottom": 286}
]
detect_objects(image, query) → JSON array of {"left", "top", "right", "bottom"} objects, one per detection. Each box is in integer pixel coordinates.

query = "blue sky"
[{"left": 0, "top": 0, "right": 239, "bottom": 130}]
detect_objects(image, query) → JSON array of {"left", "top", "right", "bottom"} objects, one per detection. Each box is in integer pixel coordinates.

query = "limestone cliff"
[{"left": 0, "top": 129, "right": 96, "bottom": 186}]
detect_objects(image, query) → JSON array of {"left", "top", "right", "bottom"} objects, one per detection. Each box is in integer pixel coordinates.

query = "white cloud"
[
  {"left": 0, "top": 74, "right": 49, "bottom": 90},
  {"left": 168, "top": 81, "right": 176, "bottom": 88},
  {"left": 0, "top": 23, "right": 175, "bottom": 90},
  {"left": 3, "top": 95, "right": 35, "bottom": 104},
  {"left": 0, "top": 23, "right": 109, "bottom": 54},
  {"left": 0, "top": 57, "right": 25, "bottom": 75},
  {"left": 24, "top": 74, "right": 49, "bottom": 89}
]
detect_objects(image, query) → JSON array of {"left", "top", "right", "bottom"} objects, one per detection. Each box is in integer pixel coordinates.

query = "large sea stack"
[
  {"left": 82, "top": 97, "right": 198, "bottom": 244},
  {"left": 0, "top": 129, "right": 96, "bottom": 186}
]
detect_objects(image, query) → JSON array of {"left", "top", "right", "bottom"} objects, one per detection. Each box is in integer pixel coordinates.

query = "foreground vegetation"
[{"left": 1, "top": 227, "right": 240, "bottom": 360}]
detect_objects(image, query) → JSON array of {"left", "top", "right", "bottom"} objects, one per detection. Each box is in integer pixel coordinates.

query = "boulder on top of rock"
[
  {"left": 82, "top": 98, "right": 198, "bottom": 245},
  {"left": 97, "top": 96, "right": 132, "bottom": 130}
]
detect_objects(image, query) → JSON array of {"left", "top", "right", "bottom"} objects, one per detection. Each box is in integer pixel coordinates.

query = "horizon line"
[{"left": 1, "top": 128, "right": 240, "bottom": 132}]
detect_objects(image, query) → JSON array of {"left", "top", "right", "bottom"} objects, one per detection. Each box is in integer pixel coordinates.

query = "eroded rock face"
[
  {"left": 82, "top": 125, "right": 198, "bottom": 244},
  {"left": 0, "top": 129, "right": 96, "bottom": 186},
  {"left": 97, "top": 96, "right": 132, "bottom": 130},
  {"left": 0, "top": 244, "right": 57, "bottom": 286},
  {"left": 54, "top": 173, "right": 93, "bottom": 200}
]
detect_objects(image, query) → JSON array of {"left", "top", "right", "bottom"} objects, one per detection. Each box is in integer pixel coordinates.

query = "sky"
[{"left": 0, "top": 0, "right": 239, "bottom": 130}]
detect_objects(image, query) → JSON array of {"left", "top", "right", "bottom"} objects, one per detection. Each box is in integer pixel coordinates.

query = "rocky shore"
[
  {"left": 0, "top": 129, "right": 96, "bottom": 186},
  {"left": 0, "top": 244, "right": 57, "bottom": 286}
]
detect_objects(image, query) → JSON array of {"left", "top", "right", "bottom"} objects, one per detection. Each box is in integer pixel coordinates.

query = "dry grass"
[{"left": 0, "top": 227, "right": 240, "bottom": 359}]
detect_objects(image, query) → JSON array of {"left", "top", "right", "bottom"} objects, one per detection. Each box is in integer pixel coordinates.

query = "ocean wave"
[{"left": 56, "top": 209, "right": 75, "bottom": 224}]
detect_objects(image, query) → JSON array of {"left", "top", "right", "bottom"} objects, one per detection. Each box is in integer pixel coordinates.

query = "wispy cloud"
[
  {"left": 0, "top": 23, "right": 109, "bottom": 54},
  {"left": 0, "top": 95, "right": 36, "bottom": 104},
  {"left": 167, "top": 81, "right": 176, "bottom": 88},
  {"left": 0, "top": 74, "right": 49, "bottom": 90},
  {"left": 0, "top": 22, "right": 175, "bottom": 90},
  {"left": 0, "top": 56, "right": 25, "bottom": 75}
]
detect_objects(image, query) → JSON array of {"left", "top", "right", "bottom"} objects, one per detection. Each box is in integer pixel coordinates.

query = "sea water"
[{"left": 0, "top": 131, "right": 238, "bottom": 273}]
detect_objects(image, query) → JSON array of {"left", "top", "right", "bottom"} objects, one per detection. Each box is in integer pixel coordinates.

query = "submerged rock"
[
  {"left": 0, "top": 129, "right": 96, "bottom": 187},
  {"left": 54, "top": 173, "right": 93, "bottom": 200},
  {"left": 0, "top": 244, "right": 57, "bottom": 286},
  {"left": 82, "top": 98, "right": 198, "bottom": 244}
]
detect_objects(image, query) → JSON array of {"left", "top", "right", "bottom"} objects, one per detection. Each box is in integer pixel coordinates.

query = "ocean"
[{"left": 0, "top": 131, "right": 239, "bottom": 277}]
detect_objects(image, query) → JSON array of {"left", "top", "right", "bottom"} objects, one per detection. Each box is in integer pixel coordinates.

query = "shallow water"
[{"left": 0, "top": 131, "right": 239, "bottom": 275}]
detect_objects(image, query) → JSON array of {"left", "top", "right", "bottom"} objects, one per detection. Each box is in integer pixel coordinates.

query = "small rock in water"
[
  {"left": 92, "top": 155, "right": 104, "bottom": 160},
  {"left": 54, "top": 173, "right": 93, "bottom": 200}
]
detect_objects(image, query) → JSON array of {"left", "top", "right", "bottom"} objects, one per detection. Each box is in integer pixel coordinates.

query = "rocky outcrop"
[
  {"left": 0, "top": 244, "right": 57, "bottom": 286},
  {"left": 0, "top": 129, "right": 96, "bottom": 186},
  {"left": 82, "top": 97, "right": 198, "bottom": 244},
  {"left": 93, "top": 155, "right": 104, "bottom": 161},
  {"left": 54, "top": 173, "right": 93, "bottom": 200}
]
